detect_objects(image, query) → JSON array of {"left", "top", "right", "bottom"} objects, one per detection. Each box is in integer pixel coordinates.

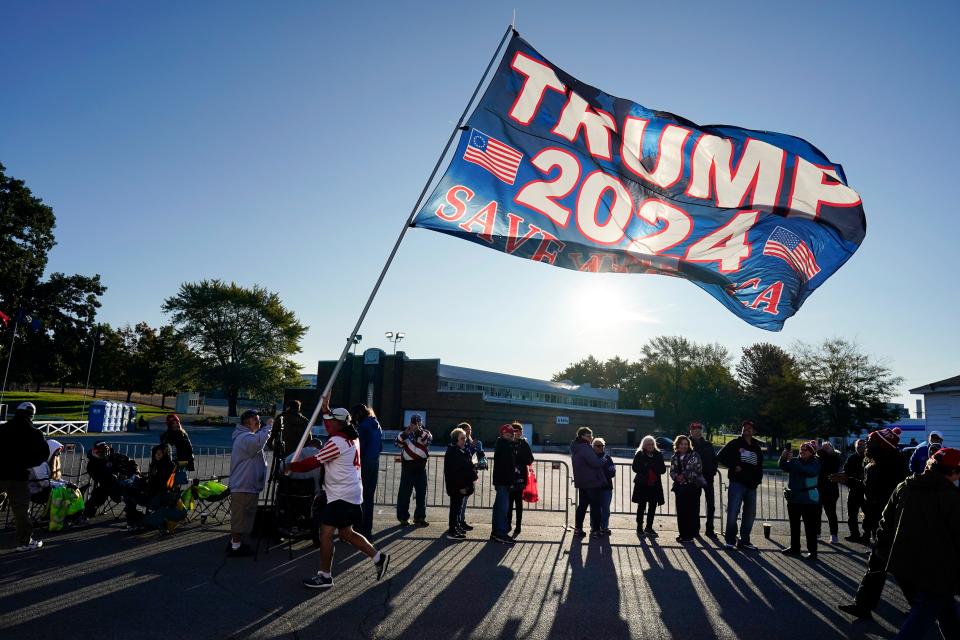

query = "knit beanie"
[{"left": 868, "top": 427, "right": 901, "bottom": 450}]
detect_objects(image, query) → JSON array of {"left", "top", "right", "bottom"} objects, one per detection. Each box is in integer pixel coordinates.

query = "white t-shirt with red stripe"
[{"left": 312, "top": 436, "right": 363, "bottom": 505}]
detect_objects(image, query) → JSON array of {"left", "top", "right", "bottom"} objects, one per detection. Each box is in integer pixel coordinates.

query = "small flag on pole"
[
  {"left": 463, "top": 129, "right": 522, "bottom": 185},
  {"left": 763, "top": 227, "right": 821, "bottom": 280}
]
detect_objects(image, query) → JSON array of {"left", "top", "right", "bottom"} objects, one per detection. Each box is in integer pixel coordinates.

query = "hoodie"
[
  {"left": 876, "top": 471, "right": 960, "bottom": 595},
  {"left": 717, "top": 436, "right": 764, "bottom": 489},
  {"left": 357, "top": 416, "right": 383, "bottom": 467},
  {"left": 229, "top": 421, "right": 273, "bottom": 494},
  {"left": 28, "top": 440, "right": 64, "bottom": 495}
]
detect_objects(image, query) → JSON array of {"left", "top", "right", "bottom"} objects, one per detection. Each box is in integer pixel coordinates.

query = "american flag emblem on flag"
[
  {"left": 763, "top": 226, "right": 821, "bottom": 280},
  {"left": 463, "top": 129, "right": 523, "bottom": 185}
]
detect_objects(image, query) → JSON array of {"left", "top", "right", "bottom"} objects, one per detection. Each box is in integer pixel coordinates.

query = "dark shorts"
[{"left": 321, "top": 499, "right": 362, "bottom": 529}]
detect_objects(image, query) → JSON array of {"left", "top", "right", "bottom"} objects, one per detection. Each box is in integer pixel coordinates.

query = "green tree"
[
  {"left": 6, "top": 273, "right": 105, "bottom": 390},
  {"left": 792, "top": 338, "right": 903, "bottom": 437},
  {"left": 736, "top": 343, "right": 811, "bottom": 449},
  {"left": 1, "top": 163, "right": 106, "bottom": 391},
  {"left": 0, "top": 162, "right": 56, "bottom": 313},
  {"left": 151, "top": 325, "right": 201, "bottom": 408},
  {"left": 162, "top": 280, "right": 307, "bottom": 416}
]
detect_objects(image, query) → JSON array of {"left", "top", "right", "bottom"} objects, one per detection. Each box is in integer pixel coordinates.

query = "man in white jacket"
[{"left": 227, "top": 410, "right": 272, "bottom": 557}]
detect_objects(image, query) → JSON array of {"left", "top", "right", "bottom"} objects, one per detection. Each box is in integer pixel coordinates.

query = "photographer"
[{"left": 395, "top": 414, "right": 432, "bottom": 527}]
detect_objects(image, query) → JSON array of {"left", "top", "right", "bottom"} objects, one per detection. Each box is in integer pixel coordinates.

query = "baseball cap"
[
  {"left": 933, "top": 447, "right": 960, "bottom": 469},
  {"left": 499, "top": 424, "right": 514, "bottom": 436},
  {"left": 323, "top": 407, "right": 352, "bottom": 424},
  {"left": 689, "top": 422, "right": 704, "bottom": 431}
]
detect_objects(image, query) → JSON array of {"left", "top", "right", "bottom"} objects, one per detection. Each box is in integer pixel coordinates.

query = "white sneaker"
[
  {"left": 830, "top": 535, "right": 839, "bottom": 544},
  {"left": 16, "top": 538, "right": 43, "bottom": 552}
]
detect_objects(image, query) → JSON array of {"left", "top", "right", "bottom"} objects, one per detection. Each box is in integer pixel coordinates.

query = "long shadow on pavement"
[{"left": 546, "top": 535, "right": 631, "bottom": 640}]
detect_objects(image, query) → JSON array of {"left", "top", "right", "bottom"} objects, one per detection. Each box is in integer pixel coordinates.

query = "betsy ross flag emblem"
[
  {"left": 463, "top": 129, "right": 522, "bottom": 184},
  {"left": 763, "top": 227, "right": 821, "bottom": 280}
]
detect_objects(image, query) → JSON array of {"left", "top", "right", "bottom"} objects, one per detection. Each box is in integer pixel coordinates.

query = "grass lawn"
[{"left": 0, "top": 391, "right": 171, "bottom": 422}]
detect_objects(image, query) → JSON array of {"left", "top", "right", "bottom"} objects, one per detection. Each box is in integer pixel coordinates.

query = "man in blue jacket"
[
  {"left": 352, "top": 404, "right": 382, "bottom": 537},
  {"left": 227, "top": 409, "right": 272, "bottom": 557},
  {"left": 909, "top": 431, "right": 944, "bottom": 475}
]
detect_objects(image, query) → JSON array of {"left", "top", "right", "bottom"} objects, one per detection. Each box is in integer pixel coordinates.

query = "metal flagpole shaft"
[
  {"left": 0, "top": 317, "right": 20, "bottom": 410},
  {"left": 80, "top": 327, "right": 98, "bottom": 418},
  {"left": 290, "top": 25, "right": 516, "bottom": 462}
]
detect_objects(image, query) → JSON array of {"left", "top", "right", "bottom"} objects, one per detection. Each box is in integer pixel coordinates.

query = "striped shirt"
[{"left": 396, "top": 429, "right": 432, "bottom": 466}]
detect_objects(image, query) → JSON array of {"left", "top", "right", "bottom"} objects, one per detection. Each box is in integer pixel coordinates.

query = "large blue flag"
[{"left": 412, "top": 34, "right": 865, "bottom": 330}]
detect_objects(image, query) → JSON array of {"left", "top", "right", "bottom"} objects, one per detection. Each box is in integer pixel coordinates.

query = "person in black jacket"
[
  {"left": 443, "top": 427, "right": 477, "bottom": 540},
  {"left": 506, "top": 423, "right": 534, "bottom": 538},
  {"left": 689, "top": 422, "right": 718, "bottom": 537},
  {"left": 837, "top": 438, "right": 866, "bottom": 542},
  {"left": 0, "top": 402, "right": 49, "bottom": 551},
  {"left": 861, "top": 427, "right": 907, "bottom": 543},
  {"left": 632, "top": 435, "right": 666, "bottom": 537},
  {"left": 816, "top": 441, "right": 843, "bottom": 543},
  {"left": 123, "top": 444, "right": 177, "bottom": 531},
  {"left": 837, "top": 427, "right": 910, "bottom": 619},
  {"left": 159, "top": 414, "right": 195, "bottom": 471},
  {"left": 716, "top": 420, "right": 764, "bottom": 550},
  {"left": 83, "top": 441, "right": 139, "bottom": 517},
  {"left": 490, "top": 425, "right": 517, "bottom": 545}
]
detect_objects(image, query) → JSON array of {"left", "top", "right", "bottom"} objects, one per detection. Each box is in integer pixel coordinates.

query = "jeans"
[
  {"left": 396, "top": 467, "right": 427, "bottom": 522},
  {"left": 894, "top": 580, "right": 960, "bottom": 640},
  {"left": 724, "top": 481, "right": 757, "bottom": 545},
  {"left": 507, "top": 490, "right": 524, "bottom": 531},
  {"left": 854, "top": 547, "right": 889, "bottom": 611},
  {"left": 675, "top": 485, "right": 702, "bottom": 539},
  {"left": 702, "top": 477, "right": 716, "bottom": 532},
  {"left": 599, "top": 488, "right": 613, "bottom": 530},
  {"left": 492, "top": 486, "right": 511, "bottom": 536},
  {"left": 458, "top": 492, "right": 468, "bottom": 525},
  {"left": 787, "top": 502, "right": 820, "bottom": 554},
  {"left": 0, "top": 479, "right": 32, "bottom": 545},
  {"left": 360, "top": 462, "right": 379, "bottom": 536},
  {"left": 449, "top": 493, "right": 466, "bottom": 531},
  {"left": 847, "top": 489, "right": 864, "bottom": 537},
  {"left": 820, "top": 493, "right": 839, "bottom": 536},
  {"left": 575, "top": 487, "right": 603, "bottom": 532}
]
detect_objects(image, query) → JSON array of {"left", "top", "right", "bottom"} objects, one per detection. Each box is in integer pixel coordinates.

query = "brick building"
[{"left": 285, "top": 349, "right": 655, "bottom": 446}]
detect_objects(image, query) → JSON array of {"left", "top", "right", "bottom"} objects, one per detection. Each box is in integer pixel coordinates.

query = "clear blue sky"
[{"left": 2, "top": 1, "right": 957, "bottom": 414}]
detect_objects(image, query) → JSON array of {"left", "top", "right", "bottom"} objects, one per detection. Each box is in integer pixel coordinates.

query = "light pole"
[
  {"left": 384, "top": 331, "right": 405, "bottom": 356},
  {"left": 351, "top": 334, "right": 363, "bottom": 357}
]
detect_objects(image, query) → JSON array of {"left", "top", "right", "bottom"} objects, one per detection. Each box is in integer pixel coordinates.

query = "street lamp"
[{"left": 384, "top": 331, "right": 405, "bottom": 355}]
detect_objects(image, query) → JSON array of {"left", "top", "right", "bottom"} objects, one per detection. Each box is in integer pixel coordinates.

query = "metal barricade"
[
  {"left": 1, "top": 443, "right": 87, "bottom": 531},
  {"left": 374, "top": 453, "right": 571, "bottom": 527},
  {"left": 606, "top": 460, "right": 725, "bottom": 532}
]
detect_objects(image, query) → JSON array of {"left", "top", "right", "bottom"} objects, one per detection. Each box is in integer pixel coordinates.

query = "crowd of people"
[{"left": 2, "top": 399, "right": 957, "bottom": 637}]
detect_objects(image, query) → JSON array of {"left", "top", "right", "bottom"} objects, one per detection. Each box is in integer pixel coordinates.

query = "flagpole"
[
  {"left": 80, "top": 326, "right": 99, "bottom": 419},
  {"left": 290, "top": 25, "right": 516, "bottom": 462},
  {"left": 0, "top": 316, "right": 20, "bottom": 413}
]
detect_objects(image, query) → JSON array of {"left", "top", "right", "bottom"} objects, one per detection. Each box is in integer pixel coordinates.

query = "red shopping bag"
[{"left": 522, "top": 465, "right": 539, "bottom": 503}]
